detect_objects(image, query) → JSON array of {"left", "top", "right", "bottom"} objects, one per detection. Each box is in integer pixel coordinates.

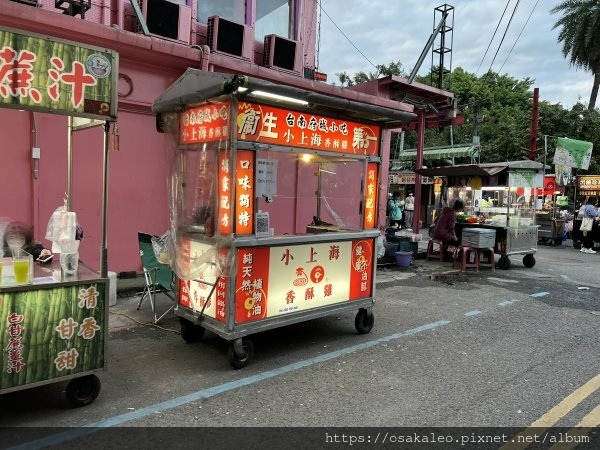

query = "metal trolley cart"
[
  {"left": 417, "top": 161, "right": 544, "bottom": 270},
  {"left": 0, "top": 27, "right": 117, "bottom": 406},
  {"left": 152, "top": 71, "right": 415, "bottom": 368}
]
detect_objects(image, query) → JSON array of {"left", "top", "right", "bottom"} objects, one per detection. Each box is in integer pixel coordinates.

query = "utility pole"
[{"left": 529, "top": 87, "right": 539, "bottom": 160}]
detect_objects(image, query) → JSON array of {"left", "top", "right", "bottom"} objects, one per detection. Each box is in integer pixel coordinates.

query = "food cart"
[
  {"left": 0, "top": 27, "right": 117, "bottom": 405},
  {"left": 417, "top": 161, "right": 544, "bottom": 269},
  {"left": 152, "top": 70, "right": 416, "bottom": 368}
]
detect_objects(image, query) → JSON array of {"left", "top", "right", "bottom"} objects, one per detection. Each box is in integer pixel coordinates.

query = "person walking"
[
  {"left": 404, "top": 191, "right": 415, "bottom": 230},
  {"left": 387, "top": 191, "right": 403, "bottom": 228},
  {"left": 580, "top": 197, "right": 599, "bottom": 254}
]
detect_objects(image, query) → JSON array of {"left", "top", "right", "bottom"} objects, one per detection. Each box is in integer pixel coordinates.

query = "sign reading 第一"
[
  {"left": 553, "top": 137, "right": 593, "bottom": 170},
  {"left": 0, "top": 26, "right": 118, "bottom": 120}
]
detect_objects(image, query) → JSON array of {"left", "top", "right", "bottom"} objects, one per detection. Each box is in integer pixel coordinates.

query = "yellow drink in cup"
[
  {"left": 13, "top": 260, "right": 29, "bottom": 284},
  {"left": 0, "top": 261, "right": 3, "bottom": 284}
]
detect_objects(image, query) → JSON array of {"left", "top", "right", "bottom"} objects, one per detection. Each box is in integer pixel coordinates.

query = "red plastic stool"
[
  {"left": 426, "top": 239, "right": 445, "bottom": 261},
  {"left": 453, "top": 245, "right": 479, "bottom": 272},
  {"left": 478, "top": 247, "right": 495, "bottom": 271}
]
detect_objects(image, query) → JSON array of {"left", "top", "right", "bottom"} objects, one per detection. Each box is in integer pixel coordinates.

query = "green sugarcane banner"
[
  {"left": 554, "top": 137, "right": 593, "bottom": 170},
  {"left": 0, "top": 283, "right": 105, "bottom": 390},
  {"left": 0, "top": 26, "right": 117, "bottom": 120}
]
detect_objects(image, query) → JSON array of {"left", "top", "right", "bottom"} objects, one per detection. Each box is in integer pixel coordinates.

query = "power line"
[
  {"left": 476, "top": 0, "right": 512, "bottom": 76},
  {"left": 497, "top": 0, "right": 539, "bottom": 73},
  {"left": 317, "top": 0, "right": 378, "bottom": 71},
  {"left": 486, "top": 0, "right": 521, "bottom": 75}
]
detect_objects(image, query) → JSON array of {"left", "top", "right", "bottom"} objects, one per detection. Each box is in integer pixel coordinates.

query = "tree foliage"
[{"left": 336, "top": 61, "right": 407, "bottom": 87}]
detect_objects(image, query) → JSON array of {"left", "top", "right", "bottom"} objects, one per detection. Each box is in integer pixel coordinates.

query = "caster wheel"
[
  {"left": 498, "top": 256, "right": 511, "bottom": 270},
  {"left": 227, "top": 338, "right": 254, "bottom": 369},
  {"left": 523, "top": 254, "right": 536, "bottom": 268},
  {"left": 66, "top": 375, "right": 101, "bottom": 407},
  {"left": 355, "top": 308, "right": 374, "bottom": 334},
  {"left": 180, "top": 317, "right": 205, "bottom": 343}
]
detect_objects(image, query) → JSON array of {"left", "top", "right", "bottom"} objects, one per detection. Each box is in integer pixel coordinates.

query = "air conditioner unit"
[
  {"left": 207, "top": 16, "right": 253, "bottom": 60},
  {"left": 138, "top": 0, "right": 191, "bottom": 44},
  {"left": 263, "top": 34, "right": 302, "bottom": 74}
]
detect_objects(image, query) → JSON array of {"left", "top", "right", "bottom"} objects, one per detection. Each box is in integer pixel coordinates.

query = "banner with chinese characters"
[
  {"left": 234, "top": 239, "right": 374, "bottom": 323},
  {"left": 554, "top": 137, "right": 593, "bottom": 170},
  {"left": 577, "top": 175, "right": 600, "bottom": 197},
  {"left": 235, "top": 150, "right": 254, "bottom": 234},
  {"left": 218, "top": 149, "right": 233, "bottom": 235},
  {"left": 180, "top": 101, "right": 230, "bottom": 144},
  {"left": 1, "top": 283, "right": 105, "bottom": 390},
  {"left": 363, "top": 163, "right": 378, "bottom": 228},
  {"left": 177, "top": 239, "right": 226, "bottom": 322},
  {"left": 236, "top": 102, "right": 381, "bottom": 156},
  {"left": 0, "top": 27, "right": 117, "bottom": 120}
]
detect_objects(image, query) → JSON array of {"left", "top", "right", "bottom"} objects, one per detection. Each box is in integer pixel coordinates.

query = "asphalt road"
[{"left": 1, "top": 241, "right": 599, "bottom": 449}]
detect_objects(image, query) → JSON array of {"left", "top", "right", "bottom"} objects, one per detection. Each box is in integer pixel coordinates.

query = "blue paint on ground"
[
  {"left": 498, "top": 300, "right": 514, "bottom": 306},
  {"left": 530, "top": 292, "right": 550, "bottom": 298},
  {"left": 464, "top": 310, "right": 482, "bottom": 317},
  {"left": 9, "top": 319, "right": 451, "bottom": 450}
]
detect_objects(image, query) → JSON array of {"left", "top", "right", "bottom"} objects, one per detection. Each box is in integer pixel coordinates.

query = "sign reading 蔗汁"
[
  {"left": 236, "top": 102, "right": 381, "bottom": 156},
  {"left": 0, "top": 27, "right": 118, "bottom": 120}
]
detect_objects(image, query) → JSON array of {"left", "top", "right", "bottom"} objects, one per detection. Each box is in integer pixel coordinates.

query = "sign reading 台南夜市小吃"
[{"left": 0, "top": 26, "right": 118, "bottom": 120}]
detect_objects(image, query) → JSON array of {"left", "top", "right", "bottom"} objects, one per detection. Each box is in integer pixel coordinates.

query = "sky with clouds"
[{"left": 316, "top": 0, "right": 592, "bottom": 108}]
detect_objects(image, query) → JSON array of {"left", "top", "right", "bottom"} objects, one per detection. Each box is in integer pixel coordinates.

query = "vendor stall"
[
  {"left": 152, "top": 70, "right": 416, "bottom": 368},
  {"left": 0, "top": 27, "right": 117, "bottom": 405},
  {"left": 417, "top": 161, "right": 544, "bottom": 269}
]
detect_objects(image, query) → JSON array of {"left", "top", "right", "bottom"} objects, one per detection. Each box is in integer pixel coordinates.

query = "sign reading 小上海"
[
  {"left": 236, "top": 102, "right": 381, "bottom": 156},
  {"left": 180, "top": 101, "right": 230, "bottom": 145},
  {"left": 234, "top": 239, "right": 374, "bottom": 323},
  {"left": 0, "top": 27, "right": 117, "bottom": 120}
]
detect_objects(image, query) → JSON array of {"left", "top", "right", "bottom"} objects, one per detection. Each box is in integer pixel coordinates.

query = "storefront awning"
[
  {"left": 392, "top": 145, "right": 477, "bottom": 164},
  {"left": 414, "top": 160, "right": 545, "bottom": 178}
]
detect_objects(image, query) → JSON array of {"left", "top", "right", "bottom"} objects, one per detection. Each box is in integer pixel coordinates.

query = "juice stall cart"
[
  {"left": 417, "top": 161, "right": 544, "bottom": 269},
  {"left": 152, "top": 70, "right": 416, "bottom": 368},
  {"left": 0, "top": 27, "right": 117, "bottom": 405}
]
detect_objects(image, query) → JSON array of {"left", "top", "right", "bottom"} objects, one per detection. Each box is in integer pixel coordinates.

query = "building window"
[
  {"left": 256, "top": 0, "right": 292, "bottom": 41},
  {"left": 198, "top": 0, "right": 246, "bottom": 24}
]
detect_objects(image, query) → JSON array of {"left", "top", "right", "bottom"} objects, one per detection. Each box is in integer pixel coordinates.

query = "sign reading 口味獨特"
[{"left": 0, "top": 26, "right": 118, "bottom": 120}]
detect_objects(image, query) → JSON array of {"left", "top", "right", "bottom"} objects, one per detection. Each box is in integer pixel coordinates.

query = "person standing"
[
  {"left": 404, "top": 191, "right": 415, "bottom": 230},
  {"left": 387, "top": 191, "right": 403, "bottom": 228},
  {"left": 580, "top": 197, "right": 599, "bottom": 254}
]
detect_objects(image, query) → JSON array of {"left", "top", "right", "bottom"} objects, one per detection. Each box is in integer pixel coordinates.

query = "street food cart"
[
  {"left": 0, "top": 27, "right": 117, "bottom": 405},
  {"left": 417, "top": 161, "right": 544, "bottom": 269},
  {"left": 152, "top": 70, "right": 415, "bottom": 368}
]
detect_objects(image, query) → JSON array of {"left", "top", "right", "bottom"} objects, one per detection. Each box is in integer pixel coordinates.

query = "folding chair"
[{"left": 137, "top": 232, "right": 176, "bottom": 324}]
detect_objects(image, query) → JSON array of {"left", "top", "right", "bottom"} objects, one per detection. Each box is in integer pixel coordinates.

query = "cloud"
[{"left": 317, "top": 0, "right": 593, "bottom": 107}]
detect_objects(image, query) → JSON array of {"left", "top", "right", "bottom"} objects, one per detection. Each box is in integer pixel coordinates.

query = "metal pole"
[
  {"left": 67, "top": 116, "right": 73, "bottom": 211},
  {"left": 413, "top": 109, "right": 426, "bottom": 231},
  {"left": 100, "top": 121, "right": 110, "bottom": 278}
]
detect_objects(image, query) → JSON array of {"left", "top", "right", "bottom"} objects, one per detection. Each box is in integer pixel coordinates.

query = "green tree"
[
  {"left": 552, "top": 0, "right": 600, "bottom": 111},
  {"left": 336, "top": 61, "right": 406, "bottom": 87}
]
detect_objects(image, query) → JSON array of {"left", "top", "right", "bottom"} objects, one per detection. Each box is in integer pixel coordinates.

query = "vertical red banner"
[
  {"left": 234, "top": 247, "right": 270, "bottom": 323},
  {"left": 218, "top": 150, "right": 232, "bottom": 235},
  {"left": 349, "top": 238, "right": 374, "bottom": 300},
  {"left": 364, "top": 163, "right": 378, "bottom": 228},
  {"left": 178, "top": 239, "right": 192, "bottom": 307},
  {"left": 235, "top": 150, "right": 254, "bottom": 235}
]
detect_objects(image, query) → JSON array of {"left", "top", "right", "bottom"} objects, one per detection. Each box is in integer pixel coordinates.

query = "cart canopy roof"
[
  {"left": 152, "top": 69, "right": 417, "bottom": 126},
  {"left": 415, "top": 160, "right": 546, "bottom": 177}
]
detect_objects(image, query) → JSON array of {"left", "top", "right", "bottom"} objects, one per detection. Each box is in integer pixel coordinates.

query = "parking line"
[
  {"left": 464, "top": 310, "right": 482, "bottom": 317},
  {"left": 530, "top": 292, "right": 550, "bottom": 297},
  {"left": 8, "top": 319, "right": 451, "bottom": 450},
  {"left": 548, "top": 403, "right": 600, "bottom": 450}
]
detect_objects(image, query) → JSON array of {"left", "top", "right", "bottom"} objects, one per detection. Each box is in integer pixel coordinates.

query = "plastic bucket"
[{"left": 395, "top": 251, "right": 412, "bottom": 268}]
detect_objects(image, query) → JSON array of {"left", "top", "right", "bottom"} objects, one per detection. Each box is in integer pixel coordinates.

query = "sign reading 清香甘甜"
[{"left": 0, "top": 27, "right": 117, "bottom": 120}]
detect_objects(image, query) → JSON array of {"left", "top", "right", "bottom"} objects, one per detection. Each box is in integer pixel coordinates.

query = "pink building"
[{"left": 0, "top": 0, "right": 456, "bottom": 275}]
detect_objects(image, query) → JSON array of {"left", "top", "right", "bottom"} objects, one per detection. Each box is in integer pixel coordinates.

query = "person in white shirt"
[{"left": 404, "top": 192, "right": 415, "bottom": 230}]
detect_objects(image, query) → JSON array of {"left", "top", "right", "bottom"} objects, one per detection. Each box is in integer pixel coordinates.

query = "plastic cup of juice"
[
  {"left": 0, "top": 261, "right": 3, "bottom": 284},
  {"left": 13, "top": 259, "right": 30, "bottom": 284}
]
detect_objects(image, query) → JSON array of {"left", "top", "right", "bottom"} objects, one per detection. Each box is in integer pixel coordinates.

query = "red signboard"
[
  {"left": 217, "top": 150, "right": 232, "bottom": 235},
  {"left": 349, "top": 238, "right": 374, "bottom": 300},
  {"left": 180, "top": 101, "right": 230, "bottom": 144},
  {"left": 235, "top": 247, "right": 270, "bottom": 323},
  {"left": 236, "top": 102, "right": 381, "bottom": 156},
  {"left": 364, "top": 163, "right": 378, "bottom": 228},
  {"left": 234, "top": 150, "right": 254, "bottom": 234}
]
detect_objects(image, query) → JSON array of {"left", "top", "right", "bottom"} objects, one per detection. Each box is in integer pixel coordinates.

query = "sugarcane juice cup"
[
  {"left": 0, "top": 260, "right": 3, "bottom": 284},
  {"left": 12, "top": 250, "right": 31, "bottom": 284}
]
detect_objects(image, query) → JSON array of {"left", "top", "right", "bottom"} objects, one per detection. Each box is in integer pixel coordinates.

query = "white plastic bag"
[{"left": 46, "top": 205, "right": 77, "bottom": 253}]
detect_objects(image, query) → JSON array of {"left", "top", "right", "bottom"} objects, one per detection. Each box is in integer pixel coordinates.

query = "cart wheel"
[
  {"left": 355, "top": 308, "right": 374, "bottom": 334},
  {"left": 179, "top": 317, "right": 205, "bottom": 343},
  {"left": 554, "top": 239, "right": 563, "bottom": 246},
  {"left": 66, "top": 375, "right": 101, "bottom": 407},
  {"left": 497, "top": 256, "right": 511, "bottom": 270},
  {"left": 227, "top": 338, "right": 254, "bottom": 369},
  {"left": 523, "top": 254, "right": 536, "bottom": 268}
]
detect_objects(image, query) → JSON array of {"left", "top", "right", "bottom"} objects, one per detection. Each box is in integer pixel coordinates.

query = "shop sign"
[
  {"left": 178, "top": 240, "right": 226, "bottom": 322},
  {"left": 364, "top": 163, "right": 378, "bottom": 228},
  {"left": 536, "top": 176, "right": 564, "bottom": 196},
  {"left": 218, "top": 150, "right": 232, "bottom": 235},
  {"left": 235, "top": 150, "right": 254, "bottom": 234},
  {"left": 180, "top": 101, "right": 230, "bottom": 144},
  {"left": 508, "top": 171, "right": 543, "bottom": 188},
  {"left": 389, "top": 173, "right": 433, "bottom": 185},
  {"left": 554, "top": 137, "right": 593, "bottom": 170},
  {"left": 577, "top": 175, "right": 600, "bottom": 191},
  {"left": 236, "top": 102, "right": 381, "bottom": 156},
  {"left": 234, "top": 239, "right": 374, "bottom": 323},
  {"left": 1, "top": 284, "right": 105, "bottom": 390},
  {"left": 0, "top": 26, "right": 117, "bottom": 119}
]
